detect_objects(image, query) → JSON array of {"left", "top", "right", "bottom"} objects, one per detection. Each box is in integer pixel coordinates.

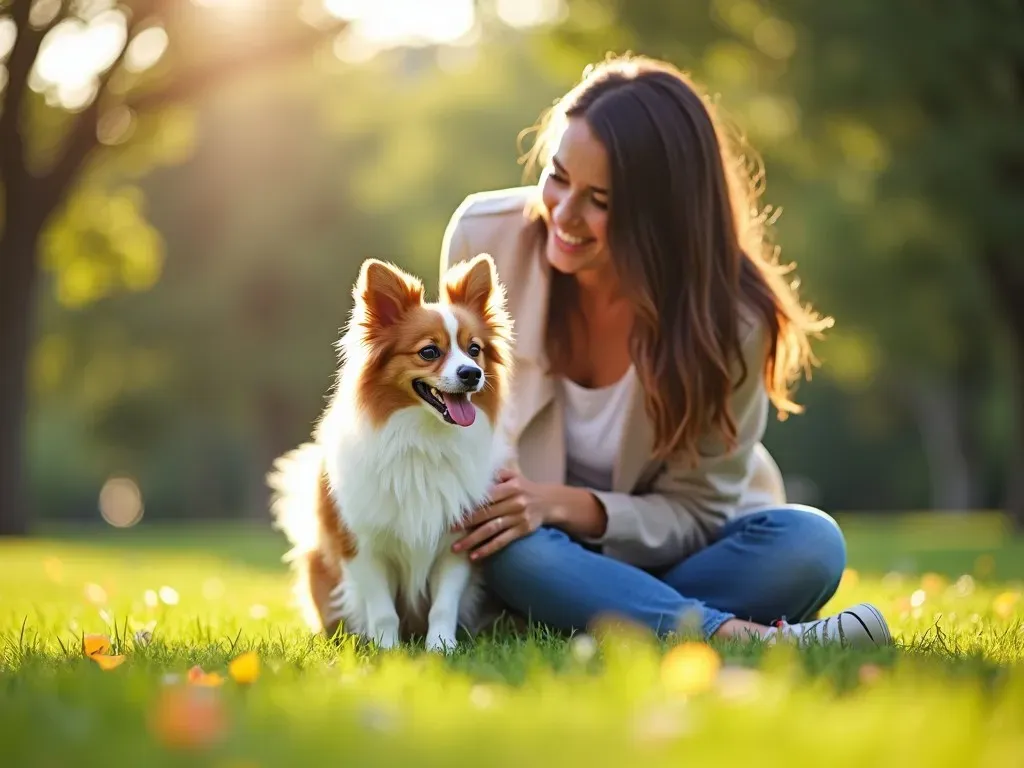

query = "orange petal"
[
  {"left": 149, "top": 686, "right": 228, "bottom": 750},
  {"left": 920, "top": 572, "right": 946, "bottom": 594},
  {"left": 187, "top": 666, "right": 225, "bottom": 687},
  {"left": 858, "top": 663, "right": 883, "bottom": 684},
  {"left": 91, "top": 654, "right": 126, "bottom": 670},
  {"left": 228, "top": 651, "right": 260, "bottom": 684},
  {"left": 83, "top": 634, "right": 111, "bottom": 657}
]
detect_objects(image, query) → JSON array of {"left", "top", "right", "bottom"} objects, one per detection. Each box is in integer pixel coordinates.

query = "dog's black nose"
[{"left": 457, "top": 365, "right": 482, "bottom": 387}]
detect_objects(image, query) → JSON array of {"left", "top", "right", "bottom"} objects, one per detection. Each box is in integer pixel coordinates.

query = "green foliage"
[
  {"left": 41, "top": 184, "right": 164, "bottom": 307},
  {"left": 16, "top": 2, "right": 1021, "bottom": 521}
]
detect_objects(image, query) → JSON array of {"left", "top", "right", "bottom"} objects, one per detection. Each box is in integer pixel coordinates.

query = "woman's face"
[{"left": 539, "top": 117, "right": 613, "bottom": 278}]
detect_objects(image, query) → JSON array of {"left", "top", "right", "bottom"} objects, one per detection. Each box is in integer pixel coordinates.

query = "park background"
[
  {"left": 3, "top": 3, "right": 1024, "bottom": 764},
  {"left": 1, "top": 0, "right": 1022, "bottom": 536}
]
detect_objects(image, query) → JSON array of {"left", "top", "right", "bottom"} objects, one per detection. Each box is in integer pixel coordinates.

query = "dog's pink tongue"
[{"left": 443, "top": 393, "right": 476, "bottom": 427}]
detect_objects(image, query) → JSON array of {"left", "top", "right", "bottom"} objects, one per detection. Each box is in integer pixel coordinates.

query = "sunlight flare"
[
  {"left": 32, "top": 10, "right": 126, "bottom": 109},
  {"left": 324, "top": 0, "right": 474, "bottom": 45},
  {"left": 124, "top": 26, "right": 169, "bottom": 73}
]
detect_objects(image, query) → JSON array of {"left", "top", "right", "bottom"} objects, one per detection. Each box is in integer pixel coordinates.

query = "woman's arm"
[{"left": 537, "top": 482, "right": 608, "bottom": 539}]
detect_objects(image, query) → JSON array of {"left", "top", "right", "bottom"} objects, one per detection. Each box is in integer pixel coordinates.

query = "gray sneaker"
[{"left": 770, "top": 602, "right": 893, "bottom": 648}]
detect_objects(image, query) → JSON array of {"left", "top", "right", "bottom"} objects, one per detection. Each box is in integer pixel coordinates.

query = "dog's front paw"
[
  {"left": 370, "top": 623, "right": 400, "bottom": 651},
  {"left": 425, "top": 633, "right": 458, "bottom": 653}
]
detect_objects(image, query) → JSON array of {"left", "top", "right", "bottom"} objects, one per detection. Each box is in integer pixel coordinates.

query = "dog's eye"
[
  {"left": 467, "top": 342, "right": 482, "bottom": 358},
  {"left": 418, "top": 345, "right": 442, "bottom": 361}
]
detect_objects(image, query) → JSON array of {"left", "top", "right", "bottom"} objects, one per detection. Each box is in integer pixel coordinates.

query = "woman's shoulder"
[
  {"left": 451, "top": 185, "right": 538, "bottom": 223},
  {"left": 441, "top": 186, "right": 543, "bottom": 270}
]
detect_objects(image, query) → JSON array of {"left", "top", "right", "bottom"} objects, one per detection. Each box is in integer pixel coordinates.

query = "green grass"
[{"left": 2, "top": 513, "right": 1023, "bottom": 767}]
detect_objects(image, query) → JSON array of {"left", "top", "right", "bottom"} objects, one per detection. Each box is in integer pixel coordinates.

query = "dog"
[{"left": 268, "top": 253, "right": 514, "bottom": 652}]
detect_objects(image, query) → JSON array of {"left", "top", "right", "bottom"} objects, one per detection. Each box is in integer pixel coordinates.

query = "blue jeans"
[{"left": 482, "top": 505, "right": 847, "bottom": 638}]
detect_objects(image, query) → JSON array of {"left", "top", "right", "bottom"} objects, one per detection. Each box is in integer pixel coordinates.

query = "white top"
[{"left": 561, "top": 367, "right": 636, "bottom": 492}]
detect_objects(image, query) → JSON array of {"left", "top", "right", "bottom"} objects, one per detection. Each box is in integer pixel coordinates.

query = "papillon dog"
[{"left": 268, "top": 254, "right": 514, "bottom": 651}]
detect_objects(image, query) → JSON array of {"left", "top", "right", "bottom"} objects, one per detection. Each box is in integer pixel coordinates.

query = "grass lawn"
[{"left": 1, "top": 512, "right": 1023, "bottom": 767}]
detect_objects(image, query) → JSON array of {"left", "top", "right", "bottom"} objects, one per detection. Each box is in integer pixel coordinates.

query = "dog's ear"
[
  {"left": 355, "top": 259, "right": 424, "bottom": 327},
  {"left": 442, "top": 253, "right": 502, "bottom": 317}
]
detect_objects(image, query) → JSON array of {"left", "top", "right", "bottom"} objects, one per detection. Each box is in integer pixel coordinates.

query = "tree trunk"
[
  {"left": 1007, "top": 330, "right": 1024, "bottom": 532},
  {"left": 247, "top": 387, "right": 300, "bottom": 521},
  {"left": 0, "top": 222, "right": 43, "bottom": 536},
  {"left": 980, "top": 246, "right": 1024, "bottom": 531},
  {"left": 902, "top": 375, "right": 981, "bottom": 511}
]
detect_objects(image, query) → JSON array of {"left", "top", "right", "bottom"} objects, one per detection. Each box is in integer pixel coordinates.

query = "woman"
[{"left": 441, "top": 54, "right": 891, "bottom": 648}]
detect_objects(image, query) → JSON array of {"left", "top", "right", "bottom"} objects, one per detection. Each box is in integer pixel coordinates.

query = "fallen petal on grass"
[
  {"left": 661, "top": 642, "right": 721, "bottom": 696},
  {"left": 188, "top": 665, "right": 225, "bottom": 687},
  {"left": 993, "top": 591, "right": 1020, "bottom": 619},
  {"left": 228, "top": 651, "right": 260, "bottom": 684},
  {"left": 858, "top": 663, "right": 884, "bottom": 685},
  {"left": 91, "top": 654, "right": 126, "bottom": 671},
  {"left": 150, "top": 686, "right": 228, "bottom": 750},
  {"left": 82, "top": 634, "right": 111, "bottom": 657}
]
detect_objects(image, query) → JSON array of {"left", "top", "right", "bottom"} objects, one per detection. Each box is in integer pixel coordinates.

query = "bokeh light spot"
[{"left": 99, "top": 476, "right": 144, "bottom": 528}]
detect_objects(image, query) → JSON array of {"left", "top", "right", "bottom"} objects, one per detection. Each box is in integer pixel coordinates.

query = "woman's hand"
[
  {"left": 451, "top": 468, "right": 610, "bottom": 559},
  {"left": 451, "top": 468, "right": 546, "bottom": 560}
]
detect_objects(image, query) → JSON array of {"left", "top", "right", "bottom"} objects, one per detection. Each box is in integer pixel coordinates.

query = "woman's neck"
[{"left": 573, "top": 263, "right": 627, "bottom": 313}]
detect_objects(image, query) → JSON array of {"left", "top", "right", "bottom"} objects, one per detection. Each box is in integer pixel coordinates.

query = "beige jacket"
[{"left": 439, "top": 186, "right": 787, "bottom": 569}]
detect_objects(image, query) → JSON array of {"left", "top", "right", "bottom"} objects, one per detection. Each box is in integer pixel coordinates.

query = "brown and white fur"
[{"left": 268, "top": 254, "right": 513, "bottom": 652}]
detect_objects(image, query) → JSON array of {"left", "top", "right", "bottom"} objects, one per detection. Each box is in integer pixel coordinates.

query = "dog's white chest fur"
[{"left": 321, "top": 404, "right": 508, "bottom": 648}]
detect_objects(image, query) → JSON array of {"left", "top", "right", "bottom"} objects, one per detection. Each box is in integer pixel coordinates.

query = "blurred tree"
[
  {"left": 0, "top": 0, "right": 344, "bottom": 534},
  {"left": 146, "top": 39, "right": 569, "bottom": 520},
  {"left": 22, "top": 4, "right": 1015, "bottom": 524},
  {"left": 739, "top": 0, "right": 1024, "bottom": 525},
  {"left": 24, "top": 33, "right": 571, "bottom": 523}
]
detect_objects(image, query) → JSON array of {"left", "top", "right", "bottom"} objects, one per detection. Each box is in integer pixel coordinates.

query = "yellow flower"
[
  {"left": 661, "top": 642, "right": 721, "bottom": 695},
  {"left": 993, "top": 591, "right": 1020, "bottom": 619},
  {"left": 228, "top": 651, "right": 260, "bottom": 685}
]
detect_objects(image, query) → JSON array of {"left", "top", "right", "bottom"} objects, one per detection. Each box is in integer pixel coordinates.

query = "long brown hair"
[{"left": 521, "top": 54, "right": 833, "bottom": 464}]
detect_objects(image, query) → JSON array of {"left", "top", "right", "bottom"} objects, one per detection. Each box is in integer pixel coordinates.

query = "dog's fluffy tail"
[
  {"left": 267, "top": 442, "right": 341, "bottom": 635},
  {"left": 267, "top": 442, "right": 325, "bottom": 562}
]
